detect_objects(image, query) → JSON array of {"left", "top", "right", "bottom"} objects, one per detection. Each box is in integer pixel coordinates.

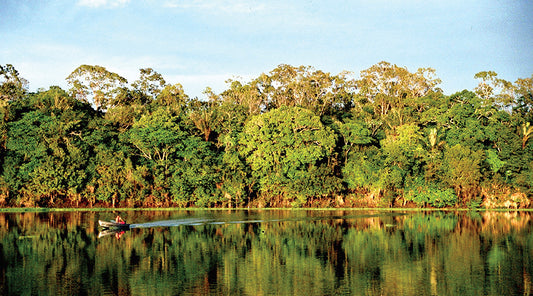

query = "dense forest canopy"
[{"left": 0, "top": 62, "right": 532, "bottom": 208}]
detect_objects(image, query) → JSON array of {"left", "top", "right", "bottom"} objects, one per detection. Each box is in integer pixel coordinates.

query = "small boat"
[{"left": 99, "top": 220, "right": 131, "bottom": 229}]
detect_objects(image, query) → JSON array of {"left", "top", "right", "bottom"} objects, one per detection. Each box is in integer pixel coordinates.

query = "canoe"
[{"left": 99, "top": 220, "right": 130, "bottom": 229}]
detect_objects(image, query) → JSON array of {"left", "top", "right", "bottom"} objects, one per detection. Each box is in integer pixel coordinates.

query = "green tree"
[
  {"left": 337, "top": 117, "right": 374, "bottom": 162},
  {"left": 124, "top": 108, "right": 187, "bottom": 174},
  {"left": 220, "top": 79, "right": 266, "bottom": 116},
  {"left": 420, "top": 128, "right": 445, "bottom": 182},
  {"left": 520, "top": 122, "right": 533, "bottom": 149},
  {"left": 474, "top": 71, "right": 514, "bottom": 107},
  {"left": 513, "top": 75, "right": 533, "bottom": 121},
  {"left": 441, "top": 144, "right": 484, "bottom": 202},
  {"left": 188, "top": 93, "right": 221, "bottom": 142},
  {"left": 0, "top": 64, "right": 28, "bottom": 103},
  {"left": 132, "top": 67, "right": 166, "bottom": 100},
  {"left": 209, "top": 99, "right": 254, "bottom": 206},
  {"left": 235, "top": 64, "right": 354, "bottom": 116},
  {"left": 376, "top": 124, "right": 427, "bottom": 201},
  {"left": 154, "top": 83, "right": 189, "bottom": 114},
  {"left": 94, "top": 150, "right": 136, "bottom": 207},
  {"left": 342, "top": 146, "right": 383, "bottom": 192},
  {"left": 239, "top": 106, "right": 340, "bottom": 205},
  {"left": 66, "top": 64, "right": 128, "bottom": 111},
  {"left": 2, "top": 87, "right": 94, "bottom": 206},
  {"left": 170, "top": 137, "right": 221, "bottom": 207},
  {"left": 355, "top": 61, "right": 441, "bottom": 129},
  {"left": 104, "top": 68, "right": 166, "bottom": 131},
  {"left": 123, "top": 107, "right": 221, "bottom": 205}
]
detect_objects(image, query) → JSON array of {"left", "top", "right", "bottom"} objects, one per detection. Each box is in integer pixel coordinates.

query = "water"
[{"left": 0, "top": 210, "right": 532, "bottom": 295}]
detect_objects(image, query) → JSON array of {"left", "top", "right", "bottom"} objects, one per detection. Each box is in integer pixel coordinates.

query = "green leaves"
[
  {"left": 0, "top": 62, "right": 531, "bottom": 208},
  {"left": 0, "top": 64, "right": 28, "bottom": 102},
  {"left": 239, "top": 106, "right": 339, "bottom": 204},
  {"left": 442, "top": 144, "right": 484, "bottom": 200},
  {"left": 124, "top": 108, "right": 186, "bottom": 163},
  {"left": 486, "top": 150, "right": 505, "bottom": 174},
  {"left": 66, "top": 64, "right": 128, "bottom": 111},
  {"left": 342, "top": 147, "right": 382, "bottom": 190},
  {"left": 240, "top": 106, "right": 335, "bottom": 173}
]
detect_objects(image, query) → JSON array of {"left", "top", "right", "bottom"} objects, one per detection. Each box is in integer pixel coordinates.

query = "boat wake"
[
  {"left": 128, "top": 217, "right": 282, "bottom": 228},
  {"left": 98, "top": 212, "right": 409, "bottom": 238},
  {"left": 126, "top": 212, "right": 406, "bottom": 229}
]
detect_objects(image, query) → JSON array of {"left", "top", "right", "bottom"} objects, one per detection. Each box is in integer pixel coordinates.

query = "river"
[{"left": 0, "top": 209, "right": 531, "bottom": 295}]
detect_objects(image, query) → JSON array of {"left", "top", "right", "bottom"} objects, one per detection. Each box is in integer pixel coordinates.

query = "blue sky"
[{"left": 2, "top": 0, "right": 532, "bottom": 98}]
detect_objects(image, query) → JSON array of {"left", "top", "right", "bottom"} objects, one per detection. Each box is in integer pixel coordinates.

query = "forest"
[{"left": 0, "top": 62, "right": 532, "bottom": 208}]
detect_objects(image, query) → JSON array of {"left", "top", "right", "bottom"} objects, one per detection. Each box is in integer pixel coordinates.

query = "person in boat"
[{"left": 115, "top": 215, "right": 126, "bottom": 224}]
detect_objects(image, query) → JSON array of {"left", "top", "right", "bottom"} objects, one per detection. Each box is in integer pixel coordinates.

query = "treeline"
[{"left": 0, "top": 62, "right": 532, "bottom": 208}]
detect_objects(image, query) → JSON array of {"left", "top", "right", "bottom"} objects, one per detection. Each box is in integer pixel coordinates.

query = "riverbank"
[{"left": 2, "top": 206, "right": 532, "bottom": 213}]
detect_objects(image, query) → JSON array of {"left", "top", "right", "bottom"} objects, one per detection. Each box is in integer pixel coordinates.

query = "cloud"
[
  {"left": 77, "top": 0, "right": 130, "bottom": 8},
  {"left": 163, "top": 0, "right": 267, "bottom": 14}
]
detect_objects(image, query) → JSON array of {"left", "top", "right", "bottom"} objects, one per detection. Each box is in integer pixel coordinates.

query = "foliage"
[
  {"left": 0, "top": 64, "right": 28, "bottom": 102},
  {"left": 239, "top": 106, "right": 339, "bottom": 204},
  {"left": 66, "top": 64, "right": 128, "bottom": 111},
  {"left": 442, "top": 144, "right": 484, "bottom": 202},
  {"left": 0, "top": 62, "right": 531, "bottom": 208},
  {"left": 342, "top": 147, "right": 382, "bottom": 191},
  {"left": 404, "top": 178, "right": 457, "bottom": 207}
]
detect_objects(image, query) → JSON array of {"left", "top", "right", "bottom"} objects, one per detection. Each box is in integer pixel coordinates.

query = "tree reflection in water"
[{"left": 0, "top": 210, "right": 531, "bottom": 295}]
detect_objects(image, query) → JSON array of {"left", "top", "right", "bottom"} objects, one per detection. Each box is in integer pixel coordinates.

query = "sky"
[{"left": 2, "top": 0, "right": 533, "bottom": 98}]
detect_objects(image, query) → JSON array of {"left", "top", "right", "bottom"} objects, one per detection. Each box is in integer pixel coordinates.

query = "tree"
[
  {"left": 239, "top": 106, "right": 339, "bottom": 205},
  {"left": 220, "top": 79, "right": 266, "bottom": 116},
  {"left": 441, "top": 144, "right": 484, "bottom": 202},
  {"left": 154, "top": 83, "right": 189, "bottom": 114},
  {"left": 421, "top": 128, "right": 445, "bottom": 182},
  {"left": 94, "top": 150, "right": 135, "bottom": 207},
  {"left": 104, "top": 69, "right": 167, "bottom": 130},
  {"left": 355, "top": 61, "right": 441, "bottom": 128},
  {"left": 342, "top": 146, "right": 382, "bottom": 192},
  {"left": 188, "top": 92, "right": 222, "bottom": 142},
  {"left": 132, "top": 68, "right": 166, "bottom": 100},
  {"left": 170, "top": 137, "right": 221, "bottom": 207},
  {"left": 514, "top": 75, "right": 533, "bottom": 118},
  {"left": 66, "top": 64, "right": 127, "bottom": 111},
  {"left": 0, "top": 64, "right": 28, "bottom": 103},
  {"left": 337, "top": 117, "right": 373, "bottom": 162},
  {"left": 521, "top": 122, "right": 533, "bottom": 149},
  {"left": 381, "top": 124, "right": 425, "bottom": 172},
  {"left": 3, "top": 111, "right": 50, "bottom": 203},
  {"left": 441, "top": 90, "right": 486, "bottom": 150},
  {"left": 2, "top": 89, "right": 93, "bottom": 206},
  {"left": 124, "top": 108, "right": 187, "bottom": 170},
  {"left": 474, "top": 71, "right": 514, "bottom": 107},
  {"left": 249, "top": 64, "right": 353, "bottom": 116},
  {"left": 123, "top": 108, "right": 191, "bottom": 202},
  {"left": 0, "top": 61, "right": 530, "bottom": 208},
  {"left": 375, "top": 123, "right": 427, "bottom": 201}
]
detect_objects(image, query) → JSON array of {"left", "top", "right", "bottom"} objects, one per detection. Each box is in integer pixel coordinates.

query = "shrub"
[{"left": 405, "top": 181, "right": 457, "bottom": 208}]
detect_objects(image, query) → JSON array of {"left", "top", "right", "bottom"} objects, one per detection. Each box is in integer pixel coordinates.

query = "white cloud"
[
  {"left": 77, "top": 0, "right": 130, "bottom": 8},
  {"left": 163, "top": 0, "right": 267, "bottom": 14}
]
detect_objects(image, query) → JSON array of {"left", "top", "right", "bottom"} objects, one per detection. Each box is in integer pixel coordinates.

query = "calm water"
[{"left": 0, "top": 210, "right": 532, "bottom": 295}]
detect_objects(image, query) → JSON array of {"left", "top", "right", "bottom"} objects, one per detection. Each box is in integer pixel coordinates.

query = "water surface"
[{"left": 1, "top": 210, "right": 532, "bottom": 295}]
